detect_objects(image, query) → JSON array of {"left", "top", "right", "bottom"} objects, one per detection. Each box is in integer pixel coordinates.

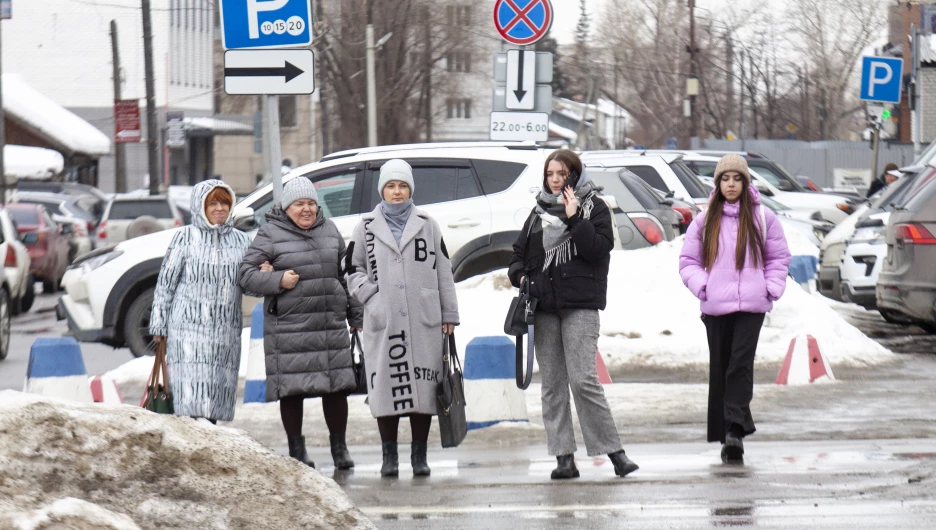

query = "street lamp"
[{"left": 366, "top": 28, "right": 393, "bottom": 147}]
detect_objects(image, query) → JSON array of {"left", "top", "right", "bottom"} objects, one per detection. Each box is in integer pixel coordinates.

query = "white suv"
[
  {"left": 57, "top": 142, "right": 560, "bottom": 357},
  {"left": 581, "top": 152, "right": 712, "bottom": 210}
]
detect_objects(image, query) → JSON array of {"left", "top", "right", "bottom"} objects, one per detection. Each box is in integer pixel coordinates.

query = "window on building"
[
  {"left": 447, "top": 5, "right": 472, "bottom": 26},
  {"left": 446, "top": 52, "right": 471, "bottom": 73},
  {"left": 279, "top": 96, "right": 298, "bottom": 127},
  {"left": 446, "top": 99, "right": 473, "bottom": 120}
]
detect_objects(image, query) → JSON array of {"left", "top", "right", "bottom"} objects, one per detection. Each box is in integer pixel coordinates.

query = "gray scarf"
[
  {"left": 380, "top": 199, "right": 414, "bottom": 247},
  {"left": 533, "top": 171, "right": 600, "bottom": 271}
]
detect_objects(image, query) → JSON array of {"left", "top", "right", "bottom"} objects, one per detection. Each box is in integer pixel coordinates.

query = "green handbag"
[{"left": 143, "top": 342, "right": 174, "bottom": 414}]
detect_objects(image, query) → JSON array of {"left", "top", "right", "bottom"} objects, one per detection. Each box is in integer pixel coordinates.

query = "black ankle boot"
[
  {"left": 287, "top": 435, "right": 315, "bottom": 468},
  {"left": 381, "top": 441, "right": 399, "bottom": 477},
  {"left": 329, "top": 434, "right": 354, "bottom": 470},
  {"left": 411, "top": 441, "right": 431, "bottom": 477},
  {"left": 723, "top": 434, "right": 744, "bottom": 463},
  {"left": 550, "top": 454, "right": 580, "bottom": 480},
  {"left": 608, "top": 450, "right": 639, "bottom": 477}
]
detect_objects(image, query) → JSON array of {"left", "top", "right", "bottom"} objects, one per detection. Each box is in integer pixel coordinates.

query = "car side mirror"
[
  {"left": 60, "top": 223, "right": 74, "bottom": 235},
  {"left": 777, "top": 180, "right": 794, "bottom": 192},
  {"left": 233, "top": 208, "right": 257, "bottom": 232},
  {"left": 754, "top": 181, "right": 774, "bottom": 196},
  {"left": 662, "top": 198, "right": 675, "bottom": 206},
  {"left": 21, "top": 233, "right": 38, "bottom": 244}
]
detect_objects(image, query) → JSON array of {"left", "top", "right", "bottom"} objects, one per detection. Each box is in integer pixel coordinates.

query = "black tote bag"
[{"left": 437, "top": 333, "right": 467, "bottom": 448}]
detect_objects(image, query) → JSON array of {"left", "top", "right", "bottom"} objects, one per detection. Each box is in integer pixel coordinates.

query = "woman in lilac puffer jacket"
[{"left": 679, "top": 154, "right": 791, "bottom": 464}]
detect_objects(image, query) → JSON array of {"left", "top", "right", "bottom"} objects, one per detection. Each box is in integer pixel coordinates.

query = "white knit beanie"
[
  {"left": 281, "top": 177, "right": 319, "bottom": 208},
  {"left": 378, "top": 159, "right": 415, "bottom": 195}
]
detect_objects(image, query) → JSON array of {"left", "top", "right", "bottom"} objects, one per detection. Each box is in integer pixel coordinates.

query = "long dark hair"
[
  {"left": 702, "top": 174, "right": 765, "bottom": 271},
  {"left": 543, "top": 150, "right": 583, "bottom": 190}
]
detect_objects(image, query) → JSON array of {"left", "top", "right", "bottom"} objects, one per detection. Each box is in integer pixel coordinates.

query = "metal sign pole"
[
  {"left": 267, "top": 94, "right": 283, "bottom": 205},
  {"left": 871, "top": 123, "right": 881, "bottom": 186}
]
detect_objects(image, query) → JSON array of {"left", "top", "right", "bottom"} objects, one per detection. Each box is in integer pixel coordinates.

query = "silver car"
[
  {"left": 97, "top": 195, "right": 182, "bottom": 246},
  {"left": 590, "top": 168, "right": 680, "bottom": 249}
]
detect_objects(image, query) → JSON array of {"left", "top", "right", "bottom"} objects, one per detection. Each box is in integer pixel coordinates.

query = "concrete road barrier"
[
  {"left": 776, "top": 334, "right": 835, "bottom": 385},
  {"left": 89, "top": 375, "right": 124, "bottom": 404},
  {"left": 244, "top": 302, "right": 267, "bottom": 404},
  {"left": 463, "top": 336, "right": 528, "bottom": 430},
  {"left": 24, "top": 337, "right": 94, "bottom": 402}
]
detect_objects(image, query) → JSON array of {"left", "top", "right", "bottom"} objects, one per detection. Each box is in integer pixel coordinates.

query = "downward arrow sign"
[
  {"left": 224, "top": 61, "right": 304, "bottom": 83},
  {"left": 514, "top": 51, "right": 527, "bottom": 102}
]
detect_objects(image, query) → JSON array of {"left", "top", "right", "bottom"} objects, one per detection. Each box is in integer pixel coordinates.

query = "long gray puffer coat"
[{"left": 238, "top": 207, "right": 364, "bottom": 401}]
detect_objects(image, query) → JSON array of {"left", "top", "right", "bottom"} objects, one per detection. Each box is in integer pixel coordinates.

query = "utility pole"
[
  {"left": 366, "top": 26, "right": 377, "bottom": 145},
  {"left": 688, "top": 0, "right": 699, "bottom": 143},
  {"left": 423, "top": 6, "right": 432, "bottom": 142},
  {"left": 315, "top": 0, "right": 330, "bottom": 155},
  {"left": 110, "top": 20, "right": 127, "bottom": 193},
  {"left": 739, "top": 49, "right": 746, "bottom": 149},
  {"left": 141, "top": 0, "right": 160, "bottom": 196},
  {"left": 804, "top": 68, "right": 811, "bottom": 140},
  {"left": 725, "top": 33, "right": 734, "bottom": 136},
  {"left": 912, "top": 25, "right": 922, "bottom": 158}
]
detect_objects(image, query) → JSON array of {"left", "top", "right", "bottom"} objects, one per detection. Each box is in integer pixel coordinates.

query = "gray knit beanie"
[
  {"left": 378, "top": 159, "right": 415, "bottom": 196},
  {"left": 281, "top": 177, "right": 319, "bottom": 208},
  {"left": 714, "top": 154, "right": 751, "bottom": 183}
]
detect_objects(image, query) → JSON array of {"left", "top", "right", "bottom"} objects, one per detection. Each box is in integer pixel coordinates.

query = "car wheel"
[
  {"left": 879, "top": 309, "right": 911, "bottom": 325},
  {"left": 0, "top": 287, "right": 10, "bottom": 360},
  {"left": 124, "top": 287, "right": 156, "bottom": 358},
  {"left": 20, "top": 276, "right": 35, "bottom": 313},
  {"left": 42, "top": 279, "right": 58, "bottom": 294}
]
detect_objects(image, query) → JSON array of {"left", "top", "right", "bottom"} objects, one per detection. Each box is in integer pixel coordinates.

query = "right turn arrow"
[{"left": 224, "top": 61, "right": 305, "bottom": 82}]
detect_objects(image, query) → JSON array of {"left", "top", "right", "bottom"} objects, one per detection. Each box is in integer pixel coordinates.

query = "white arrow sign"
[
  {"left": 505, "top": 50, "right": 536, "bottom": 110},
  {"left": 224, "top": 49, "right": 315, "bottom": 95}
]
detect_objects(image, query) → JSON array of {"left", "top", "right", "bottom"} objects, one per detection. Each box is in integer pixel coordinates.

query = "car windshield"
[
  {"left": 8, "top": 208, "right": 39, "bottom": 226},
  {"left": 749, "top": 162, "right": 807, "bottom": 192},
  {"left": 669, "top": 160, "right": 709, "bottom": 199},
  {"left": 108, "top": 200, "right": 174, "bottom": 220}
]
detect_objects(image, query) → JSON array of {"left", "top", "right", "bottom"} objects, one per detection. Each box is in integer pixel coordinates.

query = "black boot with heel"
[
  {"left": 550, "top": 454, "right": 580, "bottom": 480},
  {"left": 287, "top": 435, "right": 315, "bottom": 468},
  {"left": 330, "top": 434, "right": 354, "bottom": 470},
  {"left": 411, "top": 441, "right": 431, "bottom": 477},
  {"left": 381, "top": 441, "right": 399, "bottom": 477}
]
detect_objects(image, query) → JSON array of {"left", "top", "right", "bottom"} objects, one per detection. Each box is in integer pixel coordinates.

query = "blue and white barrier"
[
  {"left": 24, "top": 337, "right": 94, "bottom": 402},
  {"left": 789, "top": 255, "right": 819, "bottom": 285},
  {"left": 243, "top": 302, "right": 267, "bottom": 404},
  {"left": 463, "top": 336, "right": 528, "bottom": 430}
]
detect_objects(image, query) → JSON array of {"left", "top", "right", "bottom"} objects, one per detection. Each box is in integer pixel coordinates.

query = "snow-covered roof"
[
  {"left": 183, "top": 117, "right": 253, "bottom": 135},
  {"left": 549, "top": 121, "right": 578, "bottom": 142},
  {"left": 922, "top": 35, "right": 936, "bottom": 65},
  {"left": 3, "top": 74, "right": 111, "bottom": 156},
  {"left": 5, "top": 144, "right": 64, "bottom": 179}
]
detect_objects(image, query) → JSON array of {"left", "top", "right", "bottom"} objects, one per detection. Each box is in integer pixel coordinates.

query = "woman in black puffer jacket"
[
  {"left": 240, "top": 177, "right": 363, "bottom": 470},
  {"left": 508, "top": 149, "right": 638, "bottom": 481}
]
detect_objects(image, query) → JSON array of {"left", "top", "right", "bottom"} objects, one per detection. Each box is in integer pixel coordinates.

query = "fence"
[{"left": 701, "top": 139, "right": 917, "bottom": 189}]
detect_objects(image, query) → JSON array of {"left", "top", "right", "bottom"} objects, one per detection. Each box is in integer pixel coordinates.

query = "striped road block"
[
  {"left": 24, "top": 337, "right": 94, "bottom": 402},
  {"left": 775, "top": 334, "right": 835, "bottom": 385},
  {"left": 243, "top": 302, "right": 267, "bottom": 403},
  {"left": 89, "top": 376, "right": 124, "bottom": 404},
  {"left": 463, "top": 336, "right": 528, "bottom": 430}
]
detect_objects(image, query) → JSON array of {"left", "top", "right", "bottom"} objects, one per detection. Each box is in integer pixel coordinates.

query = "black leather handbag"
[
  {"left": 350, "top": 331, "right": 368, "bottom": 395},
  {"left": 504, "top": 278, "right": 537, "bottom": 390},
  {"left": 437, "top": 333, "right": 467, "bottom": 448}
]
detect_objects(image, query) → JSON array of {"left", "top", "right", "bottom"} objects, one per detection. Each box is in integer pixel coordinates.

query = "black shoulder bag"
[
  {"left": 437, "top": 333, "right": 467, "bottom": 448},
  {"left": 504, "top": 277, "right": 537, "bottom": 390},
  {"left": 349, "top": 331, "right": 368, "bottom": 395}
]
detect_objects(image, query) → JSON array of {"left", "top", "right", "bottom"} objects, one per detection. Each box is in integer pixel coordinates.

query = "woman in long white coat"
[
  {"left": 345, "top": 159, "right": 459, "bottom": 478},
  {"left": 151, "top": 180, "right": 251, "bottom": 423}
]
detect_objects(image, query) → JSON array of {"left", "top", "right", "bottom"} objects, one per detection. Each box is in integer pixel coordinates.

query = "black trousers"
[{"left": 702, "top": 312, "right": 766, "bottom": 443}]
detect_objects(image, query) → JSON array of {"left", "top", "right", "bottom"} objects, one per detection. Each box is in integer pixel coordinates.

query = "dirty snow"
[
  {"left": 3, "top": 74, "right": 111, "bottom": 155},
  {"left": 0, "top": 391, "right": 375, "bottom": 530},
  {"left": 455, "top": 240, "right": 894, "bottom": 372}
]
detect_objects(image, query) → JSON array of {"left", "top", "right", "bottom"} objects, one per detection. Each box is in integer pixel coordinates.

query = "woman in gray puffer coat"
[{"left": 239, "top": 177, "right": 363, "bottom": 470}]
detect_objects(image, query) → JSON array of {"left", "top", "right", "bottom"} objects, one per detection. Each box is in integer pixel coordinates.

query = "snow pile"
[
  {"left": 0, "top": 391, "right": 375, "bottom": 530},
  {"left": 102, "top": 356, "right": 154, "bottom": 394},
  {"left": 455, "top": 240, "right": 893, "bottom": 371},
  {"left": 5, "top": 145, "right": 64, "bottom": 180},
  {"left": 3, "top": 74, "right": 111, "bottom": 155}
]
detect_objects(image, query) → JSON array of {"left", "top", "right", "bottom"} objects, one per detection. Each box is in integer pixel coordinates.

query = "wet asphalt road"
[{"left": 325, "top": 439, "right": 936, "bottom": 529}]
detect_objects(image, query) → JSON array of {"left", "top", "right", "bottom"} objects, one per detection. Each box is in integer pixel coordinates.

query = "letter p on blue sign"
[{"left": 860, "top": 56, "right": 904, "bottom": 104}]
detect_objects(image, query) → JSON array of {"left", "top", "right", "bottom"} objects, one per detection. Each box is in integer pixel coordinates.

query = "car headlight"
[{"left": 77, "top": 251, "right": 123, "bottom": 274}]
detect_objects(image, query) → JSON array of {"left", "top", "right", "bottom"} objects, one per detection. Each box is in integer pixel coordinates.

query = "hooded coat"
[
  {"left": 345, "top": 205, "right": 459, "bottom": 418},
  {"left": 238, "top": 206, "right": 363, "bottom": 401},
  {"left": 150, "top": 180, "right": 251, "bottom": 421},
  {"left": 679, "top": 186, "right": 792, "bottom": 316}
]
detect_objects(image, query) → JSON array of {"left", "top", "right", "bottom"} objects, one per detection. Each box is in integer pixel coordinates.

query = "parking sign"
[
  {"left": 860, "top": 56, "right": 904, "bottom": 104},
  {"left": 220, "top": 0, "right": 313, "bottom": 50}
]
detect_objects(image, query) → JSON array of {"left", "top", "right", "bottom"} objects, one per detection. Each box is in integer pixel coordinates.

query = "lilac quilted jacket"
[{"left": 679, "top": 186, "right": 792, "bottom": 316}]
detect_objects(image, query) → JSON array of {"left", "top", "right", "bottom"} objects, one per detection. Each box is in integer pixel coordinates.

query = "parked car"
[
  {"left": 589, "top": 168, "right": 680, "bottom": 248},
  {"left": 5, "top": 203, "right": 71, "bottom": 293},
  {"left": 96, "top": 195, "right": 183, "bottom": 246},
  {"left": 580, "top": 152, "right": 712, "bottom": 210},
  {"left": 58, "top": 142, "right": 565, "bottom": 357},
  {"left": 0, "top": 209, "right": 33, "bottom": 314},
  {"left": 762, "top": 195, "right": 835, "bottom": 247},
  {"left": 679, "top": 154, "right": 858, "bottom": 223},
  {"left": 14, "top": 192, "right": 96, "bottom": 260},
  {"left": 0, "top": 263, "right": 11, "bottom": 360},
  {"left": 15, "top": 181, "right": 107, "bottom": 225},
  {"left": 819, "top": 167, "right": 935, "bottom": 309},
  {"left": 876, "top": 175, "right": 936, "bottom": 332}
]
